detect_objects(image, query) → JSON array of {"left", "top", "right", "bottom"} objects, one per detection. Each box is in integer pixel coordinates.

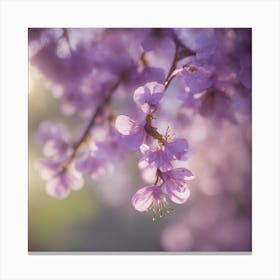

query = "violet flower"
[
  {"left": 36, "top": 158, "right": 84, "bottom": 199},
  {"left": 133, "top": 82, "right": 165, "bottom": 114},
  {"left": 115, "top": 115, "right": 146, "bottom": 151},
  {"left": 75, "top": 148, "right": 113, "bottom": 180},
  {"left": 46, "top": 167, "right": 84, "bottom": 199},
  {"left": 36, "top": 122, "right": 69, "bottom": 158},
  {"left": 141, "top": 28, "right": 174, "bottom": 51},
  {"left": 131, "top": 185, "right": 172, "bottom": 220},
  {"left": 182, "top": 65, "right": 212, "bottom": 95},
  {"left": 139, "top": 138, "right": 188, "bottom": 171},
  {"left": 161, "top": 168, "right": 194, "bottom": 204}
]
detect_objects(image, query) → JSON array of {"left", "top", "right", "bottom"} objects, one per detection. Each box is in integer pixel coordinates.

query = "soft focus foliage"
[{"left": 29, "top": 28, "right": 251, "bottom": 252}]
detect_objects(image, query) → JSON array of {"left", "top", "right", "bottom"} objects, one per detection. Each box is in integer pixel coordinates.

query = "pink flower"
[
  {"left": 36, "top": 121, "right": 69, "bottom": 158},
  {"left": 46, "top": 167, "right": 84, "bottom": 199},
  {"left": 161, "top": 168, "right": 194, "bottom": 204},
  {"left": 132, "top": 186, "right": 172, "bottom": 220},
  {"left": 133, "top": 82, "right": 165, "bottom": 114},
  {"left": 132, "top": 168, "right": 194, "bottom": 219},
  {"left": 74, "top": 148, "right": 113, "bottom": 180},
  {"left": 115, "top": 115, "right": 146, "bottom": 150},
  {"left": 36, "top": 158, "right": 84, "bottom": 199},
  {"left": 139, "top": 138, "right": 188, "bottom": 171}
]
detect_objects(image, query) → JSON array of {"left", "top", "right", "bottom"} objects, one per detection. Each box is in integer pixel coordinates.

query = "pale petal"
[
  {"left": 68, "top": 167, "right": 84, "bottom": 190},
  {"left": 119, "top": 129, "right": 145, "bottom": 151},
  {"left": 43, "top": 140, "right": 66, "bottom": 158},
  {"left": 140, "top": 144, "right": 150, "bottom": 154},
  {"left": 35, "top": 158, "right": 62, "bottom": 180},
  {"left": 132, "top": 186, "right": 154, "bottom": 212},
  {"left": 171, "top": 168, "right": 195, "bottom": 181},
  {"left": 133, "top": 82, "right": 165, "bottom": 113},
  {"left": 46, "top": 176, "right": 70, "bottom": 199},
  {"left": 167, "top": 186, "right": 190, "bottom": 204},
  {"left": 115, "top": 115, "right": 138, "bottom": 135},
  {"left": 147, "top": 82, "right": 165, "bottom": 104},
  {"left": 166, "top": 138, "right": 188, "bottom": 160},
  {"left": 75, "top": 151, "right": 97, "bottom": 174},
  {"left": 133, "top": 86, "right": 150, "bottom": 108}
]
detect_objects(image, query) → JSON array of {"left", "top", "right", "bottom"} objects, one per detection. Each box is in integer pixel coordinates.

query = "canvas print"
[{"left": 28, "top": 28, "right": 252, "bottom": 252}]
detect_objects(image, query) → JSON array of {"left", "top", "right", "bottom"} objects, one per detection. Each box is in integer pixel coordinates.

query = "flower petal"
[
  {"left": 183, "top": 67, "right": 212, "bottom": 95},
  {"left": 147, "top": 82, "right": 165, "bottom": 104},
  {"left": 166, "top": 138, "right": 188, "bottom": 160},
  {"left": 166, "top": 185, "right": 190, "bottom": 204},
  {"left": 131, "top": 186, "right": 154, "bottom": 212},
  {"left": 46, "top": 175, "right": 70, "bottom": 199},
  {"left": 37, "top": 121, "right": 68, "bottom": 144},
  {"left": 133, "top": 86, "right": 151, "bottom": 109},
  {"left": 163, "top": 167, "right": 194, "bottom": 181},
  {"left": 115, "top": 115, "right": 139, "bottom": 135},
  {"left": 140, "top": 144, "right": 150, "bottom": 154},
  {"left": 140, "top": 144, "right": 173, "bottom": 171},
  {"left": 133, "top": 82, "right": 165, "bottom": 113},
  {"left": 119, "top": 129, "right": 145, "bottom": 151},
  {"left": 35, "top": 158, "right": 62, "bottom": 180},
  {"left": 68, "top": 167, "right": 84, "bottom": 190}
]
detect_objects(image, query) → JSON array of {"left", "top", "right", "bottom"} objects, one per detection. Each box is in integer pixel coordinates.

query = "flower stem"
[{"left": 143, "top": 35, "right": 194, "bottom": 143}]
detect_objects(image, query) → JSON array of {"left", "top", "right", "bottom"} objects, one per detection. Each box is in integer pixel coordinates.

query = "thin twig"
[{"left": 61, "top": 78, "right": 121, "bottom": 171}]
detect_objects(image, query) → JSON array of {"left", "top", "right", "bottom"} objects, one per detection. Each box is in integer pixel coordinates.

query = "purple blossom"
[
  {"left": 136, "top": 67, "right": 165, "bottom": 85},
  {"left": 95, "top": 136, "right": 125, "bottom": 162},
  {"left": 131, "top": 177, "right": 192, "bottom": 218},
  {"left": 141, "top": 28, "right": 174, "bottom": 51},
  {"left": 91, "top": 30, "right": 139, "bottom": 80},
  {"left": 75, "top": 150, "right": 112, "bottom": 179},
  {"left": 54, "top": 70, "right": 115, "bottom": 117},
  {"left": 139, "top": 138, "right": 188, "bottom": 171},
  {"left": 115, "top": 115, "right": 146, "bottom": 150},
  {"left": 75, "top": 126, "right": 124, "bottom": 179},
  {"left": 182, "top": 65, "right": 212, "bottom": 95},
  {"left": 163, "top": 138, "right": 189, "bottom": 160},
  {"left": 94, "top": 45, "right": 136, "bottom": 79},
  {"left": 36, "top": 158, "right": 64, "bottom": 180},
  {"left": 175, "top": 28, "right": 252, "bottom": 123},
  {"left": 30, "top": 39, "right": 93, "bottom": 85},
  {"left": 36, "top": 158, "right": 84, "bottom": 199},
  {"left": 131, "top": 186, "right": 172, "bottom": 220},
  {"left": 37, "top": 121, "right": 68, "bottom": 144},
  {"left": 36, "top": 122, "right": 69, "bottom": 158},
  {"left": 161, "top": 168, "right": 194, "bottom": 204},
  {"left": 121, "top": 66, "right": 166, "bottom": 92},
  {"left": 133, "top": 82, "right": 165, "bottom": 114},
  {"left": 46, "top": 167, "right": 84, "bottom": 199},
  {"left": 161, "top": 167, "right": 194, "bottom": 182},
  {"left": 60, "top": 86, "right": 96, "bottom": 116}
]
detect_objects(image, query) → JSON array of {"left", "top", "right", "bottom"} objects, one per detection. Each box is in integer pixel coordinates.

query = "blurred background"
[{"left": 28, "top": 28, "right": 251, "bottom": 252}]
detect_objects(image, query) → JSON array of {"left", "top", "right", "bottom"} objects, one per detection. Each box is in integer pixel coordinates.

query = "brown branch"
[
  {"left": 61, "top": 78, "right": 121, "bottom": 171},
  {"left": 165, "top": 31, "right": 196, "bottom": 88}
]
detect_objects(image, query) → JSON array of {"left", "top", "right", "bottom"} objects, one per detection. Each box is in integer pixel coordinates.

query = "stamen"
[{"left": 149, "top": 197, "right": 174, "bottom": 221}]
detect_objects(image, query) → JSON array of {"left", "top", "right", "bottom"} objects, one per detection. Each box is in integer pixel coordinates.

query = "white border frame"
[{"left": 1, "top": 0, "right": 280, "bottom": 279}]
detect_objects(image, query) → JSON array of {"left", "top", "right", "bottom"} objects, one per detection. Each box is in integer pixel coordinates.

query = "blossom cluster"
[
  {"left": 115, "top": 81, "right": 194, "bottom": 220},
  {"left": 29, "top": 28, "right": 251, "bottom": 221}
]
